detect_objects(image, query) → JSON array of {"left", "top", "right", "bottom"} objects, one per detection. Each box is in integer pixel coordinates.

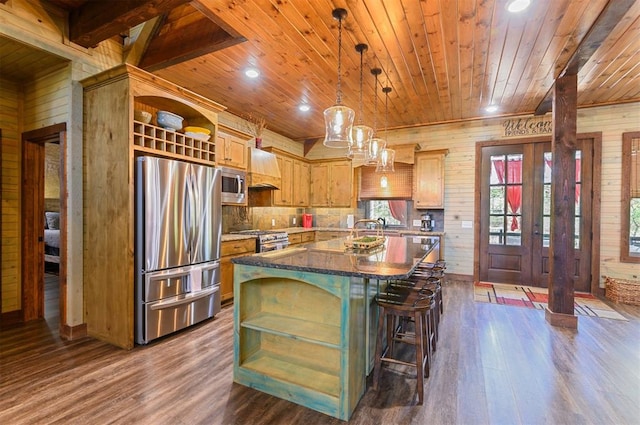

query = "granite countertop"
[
  {"left": 232, "top": 234, "right": 440, "bottom": 280},
  {"left": 222, "top": 227, "right": 444, "bottom": 242}
]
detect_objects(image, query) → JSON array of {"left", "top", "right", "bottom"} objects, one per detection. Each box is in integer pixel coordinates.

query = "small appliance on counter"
[
  {"left": 420, "top": 213, "right": 434, "bottom": 232},
  {"left": 302, "top": 213, "right": 313, "bottom": 228}
]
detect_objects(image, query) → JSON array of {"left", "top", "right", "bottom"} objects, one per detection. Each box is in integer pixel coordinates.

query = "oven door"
[{"left": 260, "top": 240, "right": 290, "bottom": 253}]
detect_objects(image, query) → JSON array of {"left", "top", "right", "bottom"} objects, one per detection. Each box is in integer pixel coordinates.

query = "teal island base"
[{"left": 233, "top": 264, "right": 368, "bottom": 421}]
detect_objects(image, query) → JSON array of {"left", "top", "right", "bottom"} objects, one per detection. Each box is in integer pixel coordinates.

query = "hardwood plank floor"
[{"left": 1, "top": 279, "right": 639, "bottom": 424}]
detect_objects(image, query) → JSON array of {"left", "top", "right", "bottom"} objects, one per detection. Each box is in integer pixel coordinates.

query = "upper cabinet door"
[
  {"left": 329, "top": 161, "right": 353, "bottom": 207},
  {"left": 216, "top": 131, "right": 249, "bottom": 169},
  {"left": 414, "top": 151, "right": 446, "bottom": 209},
  {"left": 310, "top": 160, "right": 352, "bottom": 207},
  {"left": 293, "top": 161, "right": 310, "bottom": 207}
]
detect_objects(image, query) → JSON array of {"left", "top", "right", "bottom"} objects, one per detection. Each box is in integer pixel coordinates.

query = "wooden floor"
[{"left": 1, "top": 278, "right": 639, "bottom": 424}]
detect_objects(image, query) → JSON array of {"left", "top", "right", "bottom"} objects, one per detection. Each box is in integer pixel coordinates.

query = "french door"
[{"left": 479, "top": 137, "right": 594, "bottom": 292}]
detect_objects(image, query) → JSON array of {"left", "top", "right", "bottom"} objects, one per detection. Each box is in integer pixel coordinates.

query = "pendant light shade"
[
  {"left": 323, "top": 8, "right": 354, "bottom": 149},
  {"left": 348, "top": 43, "right": 373, "bottom": 160},
  {"left": 366, "top": 68, "right": 385, "bottom": 165},
  {"left": 367, "top": 136, "right": 386, "bottom": 164},
  {"left": 375, "top": 147, "right": 395, "bottom": 172},
  {"left": 376, "top": 86, "right": 395, "bottom": 173}
]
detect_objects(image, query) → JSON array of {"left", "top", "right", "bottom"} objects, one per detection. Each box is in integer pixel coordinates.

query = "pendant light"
[
  {"left": 376, "top": 86, "right": 395, "bottom": 173},
  {"left": 366, "top": 68, "right": 386, "bottom": 165},
  {"left": 348, "top": 43, "right": 373, "bottom": 160},
  {"left": 323, "top": 8, "right": 355, "bottom": 149}
]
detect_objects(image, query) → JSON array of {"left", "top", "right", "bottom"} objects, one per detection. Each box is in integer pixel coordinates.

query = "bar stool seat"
[
  {"left": 397, "top": 277, "right": 442, "bottom": 348},
  {"left": 373, "top": 285, "right": 436, "bottom": 405}
]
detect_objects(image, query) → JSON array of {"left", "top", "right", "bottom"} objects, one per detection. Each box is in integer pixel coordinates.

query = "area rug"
[{"left": 474, "top": 282, "right": 628, "bottom": 321}]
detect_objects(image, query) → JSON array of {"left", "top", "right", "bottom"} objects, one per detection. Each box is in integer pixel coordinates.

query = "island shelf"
[{"left": 233, "top": 235, "right": 439, "bottom": 420}]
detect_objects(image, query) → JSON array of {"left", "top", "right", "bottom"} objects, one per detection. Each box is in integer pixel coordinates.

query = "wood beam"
[
  {"left": 139, "top": 17, "right": 245, "bottom": 72},
  {"left": 69, "top": 0, "right": 190, "bottom": 48},
  {"left": 546, "top": 74, "right": 578, "bottom": 328},
  {"left": 138, "top": 3, "right": 246, "bottom": 71},
  {"left": 534, "top": 0, "right": 636, "bottom": 115},
  {"left": 303, "top": 138, "right": 322, "bottom": 157},
  {"left": 124, "top": 16, "right": 165, "bottom": 67}
]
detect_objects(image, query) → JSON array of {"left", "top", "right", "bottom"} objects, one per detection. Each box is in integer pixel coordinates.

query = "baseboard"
[
  {"left": 445, "top": 273, "right": 473, "bottom": 283},
  {"left": 59, "top": 322, "right": 88, "bottom": 340},
  {"left": 0, "top": 310, "right": 22, "bottom": 329},
  {"left": 545, "top": 307, "right": 578, "bottom": 329}
]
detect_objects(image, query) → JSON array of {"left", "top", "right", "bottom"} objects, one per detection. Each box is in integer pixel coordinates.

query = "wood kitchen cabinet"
[
  {"left": 81, "top": 64, "right": 224, "bottom": 349},
  {"left": 310, "top": 159, "right": 353, "bottom": 207},
  {"left": 220, "top": 238, "right": 256, "bottom": 303},
  {"left": 414, "top": 150, "right": 448, "bottom": 209},
  {"left": 288, "top": 231, "right": 315, "bottom": 245},
  {"left": 216, "top": 125, "right": 250, "bottom": 169},
  {"left": 255, "top": 148, "right": 309, "bottom": 207},
  {"left": 315, "top": 230, "right": 348, "bottom": 241},
  {"left": 292, "top": 160, "right": 310, "bottom": 206},
  {"left": 273, "top": 155, "right": 294, "bottom": 205}
]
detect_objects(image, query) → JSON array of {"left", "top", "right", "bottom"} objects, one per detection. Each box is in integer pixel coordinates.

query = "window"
[
  {"left": 489, "top": 153, "right": 523, "bottom": 246},
  {"left": 621, "top": 131, "right": 640, "bottom": 263},
  {"left": 366, "top": 200, "right": 408, "bottom": 227}
]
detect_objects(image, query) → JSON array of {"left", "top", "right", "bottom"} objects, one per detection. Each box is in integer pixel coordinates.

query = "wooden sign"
[{"left": 503, "top": 117, "right": 553, "bottom": 137}]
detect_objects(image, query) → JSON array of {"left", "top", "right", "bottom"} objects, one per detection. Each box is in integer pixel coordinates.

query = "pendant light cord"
[
  {"left": 358, "top": 46, "right": 364, "bottom": 124},
  {"left": 372, "top": 71, "right": 379, "bottom": 133},
  {"left": 336, "top": 15, "right": 344, "bottom": 105}
]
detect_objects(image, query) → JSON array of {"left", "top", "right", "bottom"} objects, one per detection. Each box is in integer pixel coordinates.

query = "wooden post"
[{"left": 546, "top": 74, "right": 578, "bottom": 329}]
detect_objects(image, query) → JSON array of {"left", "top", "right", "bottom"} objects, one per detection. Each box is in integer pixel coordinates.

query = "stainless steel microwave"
[{"left": 219, "top": 166, "right": 247, "bottom": 205}]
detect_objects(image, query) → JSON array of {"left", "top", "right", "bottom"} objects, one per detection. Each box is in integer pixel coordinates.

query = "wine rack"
[{"left": 133, "top": 121, "right": 215, "bottom": 164}]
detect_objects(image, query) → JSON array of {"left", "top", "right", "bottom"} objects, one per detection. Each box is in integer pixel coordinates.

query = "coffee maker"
[{"left": 420, "top": 213, "right": 434, "bottom": 232}]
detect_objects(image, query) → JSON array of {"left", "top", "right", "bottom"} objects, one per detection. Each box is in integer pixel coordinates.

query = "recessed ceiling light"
[
  {"left": 485, "top": 105, "right": 499, "bottom": 113},
  {"left": 299, "top": 104, "right": 311, "bottom": 112},
  {"left": 244, "top": 68, "right": 260, "bottom": 78},
  {"left": 506, "top": 0, "right": 531, "bottom": 13}
]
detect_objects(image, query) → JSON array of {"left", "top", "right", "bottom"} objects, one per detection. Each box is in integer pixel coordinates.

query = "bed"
[{"left": 44, "top": 212, "right": 60, "bottom": 264}]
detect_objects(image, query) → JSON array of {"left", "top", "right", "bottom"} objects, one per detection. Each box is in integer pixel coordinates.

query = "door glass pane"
[
  {"left": 506, "top": 217, "right": 521, "bottom": 246},
  {"left": 542, "top": 150, "right": 581, "bottom": 249},
  {"left": 489, "top": 154, "right": 522, "bottom": 246},
  {"left": 490, "top": 155, "right": 505, "bottom": 184},
  {"left": 490, "top": 216, "right": 505, "bottom": 244},
  {"left": 543, "top": 216, "right": 551, "bottom": 247},
  {"left": 543, "top": 152, "right": 552, "bottom": 183},
  {"left": 490, "top": 187, "right": 505, "bottom": 214}
]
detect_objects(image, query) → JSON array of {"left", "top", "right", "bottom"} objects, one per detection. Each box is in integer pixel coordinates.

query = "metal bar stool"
[{"left": 373, "top": 285, "right": 436, "bottom": 405}]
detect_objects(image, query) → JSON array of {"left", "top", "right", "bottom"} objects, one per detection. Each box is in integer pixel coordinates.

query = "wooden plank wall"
[
  {"left": 577, "top": 103, "right": 640, "bottom": 280},
  {"left": 385, "top": 102, "right": 640, "bottom": 283},
  {"left": 0, "top": 66, "right": 71, "bottom": 315},
  {"left": 23, "top": 65, "right": 70, "bottom": 130},
  {"left": 0, "top": 78, "right": 22, "bottom": 313}
]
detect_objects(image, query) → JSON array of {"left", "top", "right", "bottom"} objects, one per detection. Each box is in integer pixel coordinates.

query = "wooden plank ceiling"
[{"left": 2, "top": 0, "right": 639, "bottom": 142}]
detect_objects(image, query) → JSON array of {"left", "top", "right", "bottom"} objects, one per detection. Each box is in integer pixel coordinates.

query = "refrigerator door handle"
[
  {"left": 186, "top": 171, "right": 196, "bottom": 258},
  {"left": 149, "top": 286, "right": 218, "bottom": 310}
]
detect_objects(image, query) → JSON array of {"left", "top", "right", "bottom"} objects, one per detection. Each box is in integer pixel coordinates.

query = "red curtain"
[
  {"left": 388, "top": 200, "right": 407, "bottom": 222},
  {"left": 492, "top": 159, "right": 522, "bottom": 230}
]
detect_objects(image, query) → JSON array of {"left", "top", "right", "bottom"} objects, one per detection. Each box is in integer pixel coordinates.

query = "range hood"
[{"left": 248, "top": 147, "right": 281, "bottom": 189}]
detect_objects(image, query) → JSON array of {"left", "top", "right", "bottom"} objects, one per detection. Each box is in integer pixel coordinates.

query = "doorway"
[
  {"left": 476, "top": 134, "right": 601, "bottom": 293},
  {"left": 21, "top": 123, "right": 67, "bottom": 329}
]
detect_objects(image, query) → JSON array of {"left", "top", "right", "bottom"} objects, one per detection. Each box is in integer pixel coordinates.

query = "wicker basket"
[{"left": 605, "top": 277, "right": 640, "bottom": 306}]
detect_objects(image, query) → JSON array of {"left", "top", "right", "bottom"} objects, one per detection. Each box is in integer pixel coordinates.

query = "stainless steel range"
[{"left": 233, "top": 230, "right": 289, "bottom": 253}]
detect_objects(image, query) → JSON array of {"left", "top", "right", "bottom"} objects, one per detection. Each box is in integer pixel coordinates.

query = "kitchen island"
[{"left": 232, "top": 235, "right": 439, "bottom": 420}]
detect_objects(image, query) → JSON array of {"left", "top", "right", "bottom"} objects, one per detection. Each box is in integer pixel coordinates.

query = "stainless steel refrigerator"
[{"left": 135, "top": 156, "right": 222, "bottom": 345}]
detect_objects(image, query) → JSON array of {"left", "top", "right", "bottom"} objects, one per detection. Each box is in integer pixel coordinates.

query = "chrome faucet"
[{"left": 377, "top": 217, "right": 386, "bottom": 228}]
